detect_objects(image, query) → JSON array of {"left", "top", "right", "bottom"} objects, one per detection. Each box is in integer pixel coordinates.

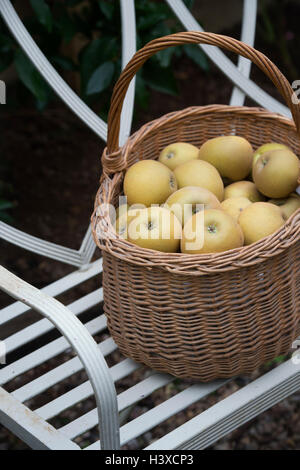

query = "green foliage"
[
  {"left": 0, "top": 199, "right": 14, "bottom": 223},
  {"left": 0, "top": 179, "right": 15, "bottom": 223},
  {"left": 0, "top": 0, "right": 209, "bottom": 114},
  {"left": 183, "top": 44, "right": 209, "bottom": 72},
  {"left": 265, "top": 355, "right": 287, "bottom": 368},
  {"left": 30, "top": 0, "right": 53, "bottom": 33},
  {"left": 0, "top": 32, "right": 14, "bottom": 72},
  {"left": 14, "top": 49, "right": 52, "bottom": 109},
  {"left": 86, "top": 61, "right": 115, "bottom": 95}
]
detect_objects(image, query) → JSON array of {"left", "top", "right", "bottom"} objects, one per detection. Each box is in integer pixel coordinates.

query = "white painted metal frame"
[
  {"left": 146, "top": 357, "right": 300, "bottom": 450},
  {"left": 0, "top": 0, "right": 136, "bottom": 267},
  {"left": 0, "top": 0, "right": 299, "bottom": 451},
  {"left": 166, "top": 0, "right": 290, "bottom": 117},
  {"left": 0, "top": 266, "right": 119, "bottom": 450}
]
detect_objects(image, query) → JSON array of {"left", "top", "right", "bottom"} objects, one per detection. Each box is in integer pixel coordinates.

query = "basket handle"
[{"left": 107, "top": 31, "right": 300, "bottom": 155}]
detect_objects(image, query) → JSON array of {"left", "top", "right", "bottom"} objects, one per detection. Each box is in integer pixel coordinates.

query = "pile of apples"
[{"left": 114, "top": 136, "right": 300, "bottom": 254}]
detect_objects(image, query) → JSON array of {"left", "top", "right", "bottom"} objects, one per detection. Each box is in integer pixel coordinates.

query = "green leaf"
[
  {"left": 86, "top": 61, "right": 114, "bottom": 95},
  {"left": 52, "top": 55, "right": 76, "bottom": 71},
  {"left": 156, "top": 48, "right": 175, "bottom": 68},
  {"left": 98, "top": 1, "right": 115, "bottom": 20},
  {"left": 144, "top": 64, "right": 178, "bottom": 96},
  {"left": 183, "top": 44, "right": 210, "bottom": 72},
  {"left": 0, "top": 53, "right": 13, "bottom": 72},
  {"left": 265, "top": 354, "right": 287, "bottom": 367},
  {"left": 183, "top": 0, "right": 195, "bottom": 9},
  {"left": 55, "top": 11, "right": 77, "bottom": 43},
  {"left": 80, "top": 39, "right": 105, "bottom": 88},
  {"left": 30, "top": 0, "right": 53, "bottom": 32},
  {"left": 149, "top": 23, "right": 175, "bottom": 37},
  {"left": 136, "top": 1, "right": 169, "bottom": 15},
  {"left": 14, "top": 49, "right": 51, "bottom": 105},
  {"left": 260, "top": 3, "right": 275, "bottom": 44},
  {"left": 144, "top": 23, "right": 173, "bottom": 47},
  {"left": 0, "top": 33, "right": 13, "bottom": 54},
  {"left": 98, "top": 108, "right": 108, "bottom": 122},
  {"left": 35, "top": 96, "right": 49, "bottom": 111},
  {"left": 0, "top": 199, "right": 14, "bottom": 211},
  {"left": 80, "top": 37, "right": 118, "bottom": 91},
  {"left": 137, "top": 13, "right": 168, "bottom": 31},
  {"left": 274, "top": 355, "right": 287, "bottom": 363},
  {"left": 0, "top": 33, "right": 13, "bottom": 71},
  {"left": 0, "top": 211, "right": 14, "bottom": 224}
]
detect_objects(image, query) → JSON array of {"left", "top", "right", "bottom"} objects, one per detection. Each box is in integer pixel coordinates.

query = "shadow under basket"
[{"left": 92, "top": 32, "right": 300, "bottom": 381}]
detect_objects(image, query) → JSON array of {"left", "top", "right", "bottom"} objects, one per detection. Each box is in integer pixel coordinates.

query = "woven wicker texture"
[{"left": 91, "top": 32, "right": 300, "bottom": 381}]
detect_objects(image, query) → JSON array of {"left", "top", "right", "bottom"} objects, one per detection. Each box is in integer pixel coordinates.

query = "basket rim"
[
  {"left": 92, "top": 104, "right": 300, "bottom": 276},
  {"left": 101, "top": 104, "right": 297, "bottom": 174}
]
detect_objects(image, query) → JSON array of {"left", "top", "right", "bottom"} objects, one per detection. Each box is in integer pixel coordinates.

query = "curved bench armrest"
[{"left": 0, "top": 265, "right": 120, "bottom": 450}]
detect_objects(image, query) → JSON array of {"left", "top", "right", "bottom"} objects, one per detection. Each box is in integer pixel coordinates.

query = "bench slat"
[
  {"left": 0, "top": 316, "right": 106, "bottom": 385},
  {"left": 145, "top": 358, "right": 300, "bottom": 450},
  {"left": 0, "top": 259, "right": 102, "bottom": 326},
  {"left": 36, "top": 358, "right": 140, "bottom": 420},
  {"left": 60, "top": 373, "right": 174, "bottom": 440},
  {"left": 4, "top": 288, "right": 103, "bottom": 354},
  {"left": 0, "top": 387, "right": 80, "bottom": 450},
  {"left": 11, "top": 336, "right": 116, "bottom": 402},
  {"left": 86, "top": 380, "right": 227, "bottom": 449}
]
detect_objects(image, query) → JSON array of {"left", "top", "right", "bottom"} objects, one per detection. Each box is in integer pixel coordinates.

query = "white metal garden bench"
[{"left": 0, "top": 0, "right": 299, "bottom": 450}]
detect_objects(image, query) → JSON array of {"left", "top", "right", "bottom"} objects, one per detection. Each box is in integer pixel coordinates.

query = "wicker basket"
[{"left": 91, "top": 32, "right": 300, "bottom": 381}]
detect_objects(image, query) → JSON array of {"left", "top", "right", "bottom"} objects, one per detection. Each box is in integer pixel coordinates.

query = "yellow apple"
[
  {"left": 159, "top": 142, "right": 199, "bottom": 170},
  {"left": 127, "top": 206, "right": 182, "bottom": 252},
  {"left": 253, "top": 149, "right": 300, "bottom": 198},
  {"left": 181, "top": 209, "right": 244, "bottom": 254},
  {"left": 238, "top": 202, "right": 285, "bottom": 245},
  {"left": 114, "top": 207, "right": 144, "bottom": 238},
  {"left": 198, "top": 135, "right": 253, "bottom": 181},
  {"left": 221, "top": 197, "right": 252, "bottom": 222},
  {"left": 165, "top": 186, "right": 221, "bottom": 226},
  {"left": 124, "top": 160, "right": 177, "bottom": 206},
  {"left": 224, "top": 180, "right": 265, "bottom": 202},
  {"left": 115, "top": 202, "right": 145, "bottom": 220},
  {"left": 253, "top": 142, "right": 289, "bottom": 167},
  {"left": 173, "top": 160, "right": 224, "bottom": 201},
  {"left": 269, "top": 192, "right": 300, "bottom": 220},
  {"left": 115, "top": 203, "right": 129, "bottom": 220}
]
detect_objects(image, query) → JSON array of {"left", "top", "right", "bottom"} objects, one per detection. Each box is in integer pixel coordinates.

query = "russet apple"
[
  {"left": 115, "top": 202, "right": 146, "bottom": 222},
  {"left": 238, "top": 202, "right": 285, "bottom": 245},
  {"left": 269, "top": 192, "right": 300, "bottom": 220},
  {"left": 114, "top": 207, "right": 144, "bottom": 238},
  {"left": 181, "top": 209, "right": 244, "bottom": 254},
  {"left": 127, "top": 206, "right": 182, "bottom": 252},
  {"left": 221, "top": 197, "right": 252, "bottom": 222},
  {"left": 165, "top": 186, "right": 221, "bottom": 226},
  {"left": 159, "top": 142, "right": 199, "bottom": 170},
  {"left": 253, "top": 149, "right": 300, "bottom": 198},
  {"left": 173, "top": 160, "right": 224, "bottom": 201},
  {"left": 198, "top": 135, "right": 253, "bottom": 181},
  {"left": 253, "top": 142, "right": 289, "bottom": 167},
  {"left": 115, "top": 203, "right": 129, "bottom": 220},
  {"left": 224, "top": 180, "right": 265, "bottom": 202},
  {"left": 124, "top": 160, "right": 177, "bottom": 206}
]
